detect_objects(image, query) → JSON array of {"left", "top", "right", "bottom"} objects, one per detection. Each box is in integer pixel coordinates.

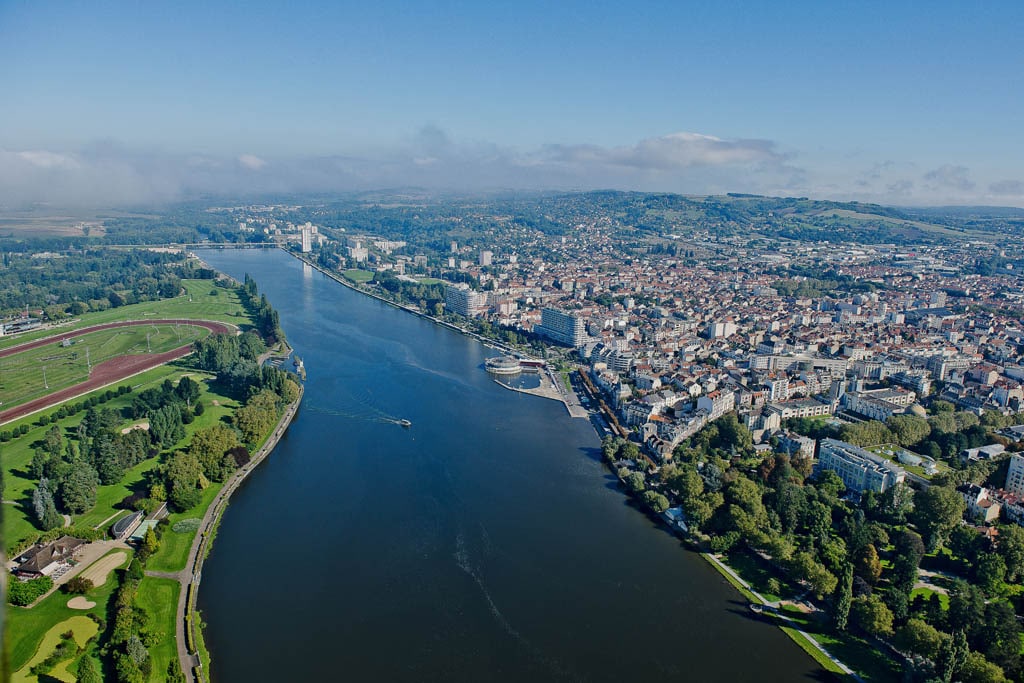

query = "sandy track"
[
  {"left": 77, "top": 550, "right": 127, "bottom": 587},
  {"left": 0, "top": 319, "right": 231, "bottom": 424},
  {"left": 67, "top": 596, "right": 96, "bottom": 609},
  {"left": 0, "top": 318, "right": 232, "bottom": 358}
]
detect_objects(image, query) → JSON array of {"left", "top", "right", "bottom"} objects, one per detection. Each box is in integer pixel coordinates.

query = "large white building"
[
  {"left": 537, "top": 308, "right": 587, "bottom": 347},
  {"left": 817, "top": 438, "right": 906, "bottom": 494},
  {"left": 1006, "top": 454, "right": 1024, "bottom": 496},
  {"left": 444, "top": 284, "right": 488, "bottom": 318}
]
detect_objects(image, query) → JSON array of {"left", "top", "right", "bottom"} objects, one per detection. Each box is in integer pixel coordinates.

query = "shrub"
[
  {"left": 172, "top": 518, "right": 202, "bottom": 533},
  {"left": 8, "top": 576, "right": 54, "bottom": 605},
  {"left": 64, "top": 576, "right": 94, "bottom": 594}
]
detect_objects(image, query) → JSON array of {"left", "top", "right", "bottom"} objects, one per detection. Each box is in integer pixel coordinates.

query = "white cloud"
[
  {"left": 237, "top": 154, "right": 267, "bottom": 170},
  {"left": 923, "top": 165, "right": 975, "bottom": 192},
  {"left": 0, "top": 133, "right": 1020, "bottom": 208},
  {"left": 541, "top": 132, "right": 786, "bottom": 170},
  {"left": 17, "top": 150, "right": 81, "bottom": 170}
]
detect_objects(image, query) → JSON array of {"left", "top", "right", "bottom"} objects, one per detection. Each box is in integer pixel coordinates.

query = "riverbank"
[
  {"left": 285, "top": 250, "right": 530, "bottom": 355},
  {"left": 167, "top": 383, "right": 304, "bottom": 683},
  {"left": 285, "top": 250, "right": 597, "bottom": 424}
]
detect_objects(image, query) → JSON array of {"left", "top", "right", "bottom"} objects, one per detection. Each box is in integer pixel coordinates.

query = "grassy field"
[
  {"left": 0, "top": 279, "right": 250, "bottom": 353},
  {"left": 10, "top": 615, "right": 99, "bottom": 683},
  {"left": 7, "top": 552, "right": 126, "bottom": 673},
  {"left": 0, "top": 324, "right": 208, "bottom": 410},
  {"left": 2, "top": 366, "right": 236, "bottom": 554},
  {"left": 781, "top": 606, "right": 902, "bottom": 682},
  {"left": 342, "top": 268, "right": 374, "bottom": 283},
  {"left": 724, "top": 549, "right": 800, "bottom": 603},
  {"left": 147, "top": 485, "right": 223, "bottom": 573},
  {"left": 135, "top": 577, "right": 181, "bottom": 681}
]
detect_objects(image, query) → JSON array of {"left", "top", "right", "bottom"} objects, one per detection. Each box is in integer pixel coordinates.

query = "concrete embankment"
[
  {"left": 174, "top": 385, "right": 304, "bottom": 683},
  {"left": 282, "top": 249, "right": 527, "bottom": 358}
]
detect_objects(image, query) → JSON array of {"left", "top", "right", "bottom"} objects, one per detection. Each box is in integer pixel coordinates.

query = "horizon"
[{"left": 2, "top": 1, "right": 1023, "bottom": 209}]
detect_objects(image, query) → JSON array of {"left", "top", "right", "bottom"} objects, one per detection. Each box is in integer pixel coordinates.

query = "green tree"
[
  {"left": 188, "top": 423, "right": 241, "bottom": 482},
  {"left": 58, "top": 461, "right": 99, "bottom": 514},
  {"left": 234, "top": 389, "right": 280, "bottom": 444},
  {"left": 789, "top": 551, "right": 838, "bottom": 599},
  {"left": 894, "top": 618, "right": 948, "bottom": 660},
  {"left": 624, "top": 471, "right": 646, "bottom": 493},
  {"left": 995, "top": 524, "right": 1024, "bottom": 583},
  {"left": 642, "top": 490, "right": 670, "bottom": 513},
  {"left": 32, "top": 478, "right": 64, "bottom": 530},
  {"left": 959, "top": 651, "right": 1008, "bottom": 683},
  {"left": 175, "top": 375, "right": 201, "bottom": 407},
  {"left": 854, "top": 543, "right": 883, "bottom": 585},
  {"left": 891, "top": 529, "right": 926, "bottom": 593},
  {"left": 976, "top": 553, "right": 1007, "bottom": 596},
  {"left": 165, "top": 451, "right": 204, "bottom": 512},
  {"left": 980, "top": 601, "right": 1021, "bottom": 678},
  {"left": 912, "top": 485, "right": 965, "bottom": 551},
  {"left": 833, "top": 562, "right": 853, "bottom": 631},
  {"left": 948, "top": 581, "right": 986, "bottom": 640},
  {"left": 887, "top": 414, "right": 931, "bottom": 446},
  {"left": 851, "top": 594, "right": 894, "bottom": 637},
  {"left": 76, "top": 657, "right": 103, "bottom": 683}
]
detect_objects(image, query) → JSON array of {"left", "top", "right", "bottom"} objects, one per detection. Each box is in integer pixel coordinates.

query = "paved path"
[
  {"left": 492, "top": 369, "right": 590, "bottom": 419},
  {"left": 163, "top": 387, "right": 303, "bottom": 683},
  {"left": 702, "top": 552, "right": 862, "bottom": 681}
]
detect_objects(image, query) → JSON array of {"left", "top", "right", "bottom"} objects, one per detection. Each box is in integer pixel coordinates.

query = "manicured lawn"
[
  {"left": 135, "top": 577, "right": 181, "bottom": 682},
  {"left": 342, "top": 269, "right": 374, "bottom": 283},
  {"left": 781, "top": 606, "right": 901, "bottom": 682},
  {"left": 0, "top": 279, "right": 249, "bottom": 353},
  {"left": 417, "top": 277, "right": 443, "bottom": 285},
  {"left": 7, "top": 559, "right": 124, "bottom": 673},
  {"left": 725, "top": 549, "right": 799, "bottom": 603},
  {"left": 76, "top": 458, "right": 162, "bottom": 529},
  {"left": 910, "top": 587, "right": 950, "bottom": 609},
  {"left": 11, "top": 615, "right": 98, "bottom": 683},
  {"left": 147, "top": 524, "right": 197, "bottom": 573},
  {"left": 0, "top": 324, "right": 208, "bottom": 410},
  {"left": 3, "top": 366, "right": 236, "bottom": 554}
]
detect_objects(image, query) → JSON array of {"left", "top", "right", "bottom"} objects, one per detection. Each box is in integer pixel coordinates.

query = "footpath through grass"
[{"left": 719, "top": 548, "right": 901, "bottom": 682}]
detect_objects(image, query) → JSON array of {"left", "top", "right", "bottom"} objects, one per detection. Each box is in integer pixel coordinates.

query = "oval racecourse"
[{"left": 0, "top": 319, "right": 233, "bottom": 425}]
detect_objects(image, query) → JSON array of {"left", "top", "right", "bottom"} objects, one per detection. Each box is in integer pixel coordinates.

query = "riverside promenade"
[
  {"left": 285, "top": 249, "right": 592, "bottom": 420},
  {"left": 146, "top": 385, "right": 303, "bottom": 683},
  {"left": 492, "top": 370, "right": 589, "bottom": 418}
]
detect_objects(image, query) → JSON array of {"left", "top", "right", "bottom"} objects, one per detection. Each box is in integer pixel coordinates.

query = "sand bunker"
[
  {"left": 67, "top": 596, "right": 96, "bottom": 609},
  {"left": 120, "top": 421, "right": 149, "bottom": 434},
  {"left": 78, "top": 551, "right": 127, "bottom": 587}
]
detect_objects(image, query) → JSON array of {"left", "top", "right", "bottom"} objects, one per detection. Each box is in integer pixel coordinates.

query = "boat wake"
[{"left": 453, "top": 529, "right": 578, "bottom": 681}]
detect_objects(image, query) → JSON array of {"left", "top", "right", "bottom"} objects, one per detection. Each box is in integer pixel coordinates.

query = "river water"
[{"left": 195, "top": 249, "right": 824, "bottom": 682}]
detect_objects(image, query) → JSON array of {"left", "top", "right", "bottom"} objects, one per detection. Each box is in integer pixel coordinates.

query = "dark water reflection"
[{"left": 195, "top": 249, "right": 825, "bottom": 682}]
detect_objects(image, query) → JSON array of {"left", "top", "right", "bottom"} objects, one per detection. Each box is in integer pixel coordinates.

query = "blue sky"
[{"left": 1, "top": 0, "right": 1022, "bottom": 207}]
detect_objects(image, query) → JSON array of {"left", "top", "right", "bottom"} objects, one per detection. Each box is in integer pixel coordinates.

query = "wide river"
[{"left": 195, "top": 249, "right": 825, "bottom": 682}]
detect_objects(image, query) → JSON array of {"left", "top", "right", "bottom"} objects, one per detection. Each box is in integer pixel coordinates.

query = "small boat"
[{"left": 398, "top": 419, "right": 412, "bottom": 428}]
